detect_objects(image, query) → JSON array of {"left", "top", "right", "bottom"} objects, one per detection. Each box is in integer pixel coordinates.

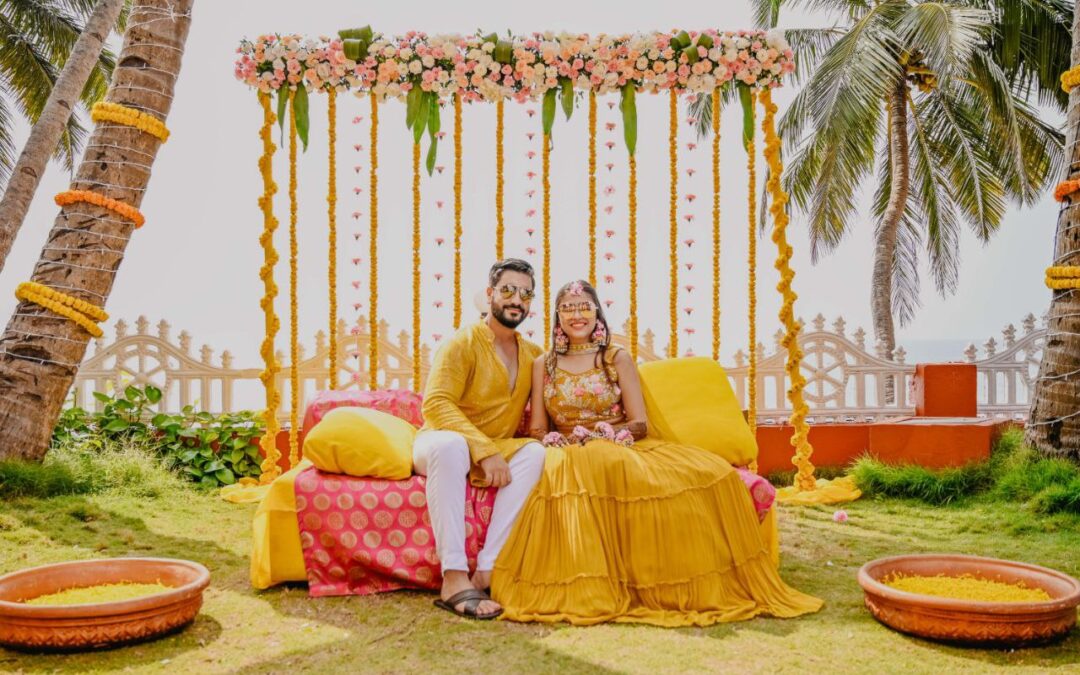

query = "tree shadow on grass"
[{"left": 0, "top": 495, "right": 240, "bottom": 673}]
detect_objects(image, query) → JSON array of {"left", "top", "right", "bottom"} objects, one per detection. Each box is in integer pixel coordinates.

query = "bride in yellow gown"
[{"left": 491, "top": 279, "right": 822, "bottom": 626}]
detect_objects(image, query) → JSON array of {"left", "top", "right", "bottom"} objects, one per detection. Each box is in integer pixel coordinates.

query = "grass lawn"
[{"left": 0, "top": 488, "right": 1078, "bottom": 674}]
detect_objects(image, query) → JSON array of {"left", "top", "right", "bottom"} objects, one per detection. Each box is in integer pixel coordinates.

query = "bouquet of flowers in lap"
[{"left": 543, "top": 422, "right": 634, "bottom": 448}]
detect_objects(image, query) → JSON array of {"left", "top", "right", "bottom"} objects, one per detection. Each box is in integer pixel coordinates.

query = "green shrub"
[
  {"left": 850, "top": 457, "right": 995, "bottom": 505},
  {"left": 1030, "top": 477, "right": 1080, "bottom": 515},
  {"left": 994, "top": 453, "right": 1080, "bottom": 501},
  {"left": 51, "top": 385, "right": 266, "bottom": 488},
  {"left": 0, "top": 437, "right": 187, "bottom": 499}
]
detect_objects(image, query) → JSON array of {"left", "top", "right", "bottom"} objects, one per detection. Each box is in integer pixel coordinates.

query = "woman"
[{"left": 491, "top": 279, "right": 822, "bottom": 626}]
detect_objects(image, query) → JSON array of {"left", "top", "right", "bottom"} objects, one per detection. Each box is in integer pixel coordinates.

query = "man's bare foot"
[
  {"left": 471, "top": 569, "right": 492, "bottom": 591},
  {"left": 441, "top": 570, "right": 499, "bottom": 616}
]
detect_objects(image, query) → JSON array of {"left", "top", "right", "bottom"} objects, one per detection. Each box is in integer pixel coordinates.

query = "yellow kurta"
[{"left": 420, "top": 321, "right": 543, "bottom": 486}]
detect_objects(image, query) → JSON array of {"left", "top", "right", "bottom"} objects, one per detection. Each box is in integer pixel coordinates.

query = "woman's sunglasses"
[
  {"left": 497, "top": 284, "right": 535, "bottom": 302},
  {"left": 557, "top": 302, "right": 597, "bottom": 318}
]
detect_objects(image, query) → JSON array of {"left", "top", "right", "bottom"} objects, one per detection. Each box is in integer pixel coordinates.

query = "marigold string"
[
  {"left": 762, "top": 88, "right": 816, "bottom": 492},
  {"left": 54, "top": 190, "right": 144, "bottom": 228},
  {"left": 90, "top": 101, "right": 170, "bottom": 142},
  {"left": 256, "top": 92, "right": 282, "bottom": 484},
  {"left": 287, "top": 89, "right": 300, "bottom": 469},
  {"left": 711, "top": 87, "right": 722, "bottom": 362},
  {"left": 453, "top": 93, "right": 464, "bottom": 330},
  {"left": 368, "top": 93, "right": 380, "bottom": 390},
  {"left": 668, "top": 88, "right": 679, "bottom": 358},
  {"left": 1046, "top": 265, "right": 1080, "bottom": 290},
  {"left": 15, "top": 282, "right": 107, "bottom": 338},
  {"left": 412, "top": 141, "right": 422, "bottom": 389},
  {"left": 496, "top": 98, "right": 505, "bottom": 260},
  {"left": 327, "top": 88, "right": 339, "bottom": 389},
  {"left": 588, "top": 90, "right": 597, "bottom": 287},
  {"left": 542, "top": 132, "right": 552, "bottom": 350},
  {"left": 628, "top": 153, "right": 639, "bottom": 361}
]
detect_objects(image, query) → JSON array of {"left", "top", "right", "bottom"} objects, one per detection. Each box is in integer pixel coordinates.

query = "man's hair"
[{"left": 488, "top": 258, "right": 535, "bottom": 289}]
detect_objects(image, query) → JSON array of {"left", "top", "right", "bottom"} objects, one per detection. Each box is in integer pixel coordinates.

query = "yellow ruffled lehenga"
[{"left": 492, "top": 347, "right": 823, "bottom": 626}]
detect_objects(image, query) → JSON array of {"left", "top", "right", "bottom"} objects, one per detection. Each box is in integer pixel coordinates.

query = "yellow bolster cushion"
[
  {"left": 302, "top": 407, "right": 416, "bottom": 479},
  {"left": 638, "top": 357, "right": 758, "bottom": 467}
]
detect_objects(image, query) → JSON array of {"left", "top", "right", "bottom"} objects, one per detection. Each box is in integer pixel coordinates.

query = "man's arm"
[{"left": 422, "top": 337, "right": 499, "bottom": 463}]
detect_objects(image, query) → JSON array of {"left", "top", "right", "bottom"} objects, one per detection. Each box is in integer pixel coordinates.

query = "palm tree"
[
  {"left": 0, "top": 0, "right": 192, "bottom": 462},
  {"left": 0, "top": 0, "right": 122, "bottom": 184},
  {"left": 1027, "top": 4, "right": 1080, "bottom": 460},
  {"left": 0, "top": 0, "right": 127, "bottom": 276},
  {"left": 693, "top": 0, "right": 1068, "bottom": 369}
]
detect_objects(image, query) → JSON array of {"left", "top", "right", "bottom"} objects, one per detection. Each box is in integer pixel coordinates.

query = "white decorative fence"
[{"left": 71, "top": 314, "right": 1045, "bottom": 423}]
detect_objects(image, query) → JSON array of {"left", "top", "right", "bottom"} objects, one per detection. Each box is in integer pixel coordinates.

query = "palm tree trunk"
[
  {"left": 0, "top": 0, "right": 126, "bottom": 274},
  {"left": 874, "top": 78, "right": 909, "bottom": 403},
  {"left": 1026, "top": 6, "right": 1080, "bottom": 461},
  {"left": 0, "top": 0, "right": 193, "bottom": 462}
]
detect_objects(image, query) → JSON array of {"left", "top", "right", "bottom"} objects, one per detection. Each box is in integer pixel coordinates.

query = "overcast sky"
[{"left": 0, "top": 1, "right": 1062, "bottom": 376}]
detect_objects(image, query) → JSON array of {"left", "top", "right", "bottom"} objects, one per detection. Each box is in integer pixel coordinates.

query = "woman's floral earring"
[
  {"left": 591, "top": 321, "right": 608, "bottom": 347},
  {"left": 555, "top": 325, "right": 569, "bottom": 354}
]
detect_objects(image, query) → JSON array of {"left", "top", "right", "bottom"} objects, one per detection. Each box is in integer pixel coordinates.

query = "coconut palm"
[
  {"left": 0, "top": 0, "right": 127, "bottom": 276},
  {"left": 692, "top": 0, "right": 1068, "bottom": 366},
  {"left": 0, "top": 0, "right": 193, "bottom": 461},
  {"left": 1027, "top": 5, "right": 1080, "bottom": 460},
  {"left": 0, "top": 0, "right": 123, "bottom": 184}
]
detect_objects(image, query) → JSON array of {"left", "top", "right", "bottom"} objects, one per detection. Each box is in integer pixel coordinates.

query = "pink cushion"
[
  {"left": 299, "top": 389, "right": 424, "bottom": 449},
  {"left": 735, "top": 468, "right": 776, "bottom": 521}
]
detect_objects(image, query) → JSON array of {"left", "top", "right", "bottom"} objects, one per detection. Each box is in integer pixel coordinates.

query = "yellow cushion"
[
  {"left": 251, "top": 460, "right": 310, "bottom": 589},
  {"left": 638, "top": 357, "right": 758, "bottom": 467},
  {"left": 302, "top": 407, "right": 416, "bottom": 479}
]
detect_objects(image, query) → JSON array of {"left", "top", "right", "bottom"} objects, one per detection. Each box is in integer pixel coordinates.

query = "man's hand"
[{"left": 478, "top": 454, "right": 511, "bottom": 488}]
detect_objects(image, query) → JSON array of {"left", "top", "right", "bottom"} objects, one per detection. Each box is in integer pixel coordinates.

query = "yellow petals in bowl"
[
  {"left": 24, "top": 583, "right": 172, "bottom": 607},
  {"left": 884, "top": 573, "right": 1051, "bottom": 604}
]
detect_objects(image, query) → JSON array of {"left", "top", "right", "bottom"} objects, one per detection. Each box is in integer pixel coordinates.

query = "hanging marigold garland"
[
  {"left": 628, "top": 153, "right": 639, "bottom": 360},
  {"left": 496, "top": 98, "right": 505, "bottom": 260},
  {"left": 668, "top": 88, "right": 679, "bottom": 358},
  {"left": 542, "top": 131, "right": 552, "bottom": 350},
  {"left": 15, "top": 282, "right": 108, "bottom": 338},
  {"left": 287, "top": 90, "right": 300, "bottom": 469},
  {"left": 588, "top": 90, "right": 598, "bottom": 287},
  {"left": 711, "top": 87, "right": 722, "bottom": 362},
  {"left": 453, "top": 93, "right": 464, "bottom": 329},
  {"left": 256, "top": 92, "right": 282, "bottom": 484},
  {"left": 368, "top": 93, "right": 380, "bottom": 390},
  {"left": 762, "top": 88, "right": 816, "bottom": 491},
  {"left": 746, "top": 89, "right": 758, "bottom": 431},
  {"left": 327, "top": 88, "right": 339, "bottom": 389},
  {"left": 412, "top": 141, "right": 422, "bottom": 388}
]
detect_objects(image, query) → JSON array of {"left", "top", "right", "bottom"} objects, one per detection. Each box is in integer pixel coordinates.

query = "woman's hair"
[{"left": 545, "top": 279, "right": 616, "bottom": 387}]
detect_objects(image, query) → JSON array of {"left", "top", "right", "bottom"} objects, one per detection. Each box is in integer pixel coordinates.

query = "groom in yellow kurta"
[{"left": 414, "top": 258, "right": 545, "bottom": 620}]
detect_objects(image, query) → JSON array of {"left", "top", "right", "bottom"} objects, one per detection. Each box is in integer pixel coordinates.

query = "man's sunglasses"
[{"left": 497, "top": 284, "right": 535, "bottom": 302}]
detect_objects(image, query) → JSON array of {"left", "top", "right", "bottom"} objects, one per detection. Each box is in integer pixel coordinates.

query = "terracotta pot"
[
  {"left": 0, "top": 557, "right": 210, "bottom": 651},
  {"left": 858, "top": 554, "right": 1080, "bottom": 647}
]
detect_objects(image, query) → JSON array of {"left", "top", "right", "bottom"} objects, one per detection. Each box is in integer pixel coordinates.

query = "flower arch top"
[{"left": 234, "top": 29, "right": 795, "bottom": 101}]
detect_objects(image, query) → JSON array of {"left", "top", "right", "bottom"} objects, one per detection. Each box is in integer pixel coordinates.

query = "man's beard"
[{"left": 492, "top": 303, "right": 526, "bottom": 329}]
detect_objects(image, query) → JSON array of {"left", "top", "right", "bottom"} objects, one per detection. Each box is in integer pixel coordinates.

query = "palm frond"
[
  {"left": 688, "top": 84, "right": 740, "bottom": 141},
  {"left": 784, "top": 26, "right": 847, "bottom": 86},
  {"left": 897, "top": 4, "right": 990, "bottom": 79},
  {"left": 888, "top": 212, "right": 924, "bottom": 327},
  {"left": 0, "top": 86, "right": 17, "bottom": 187}
]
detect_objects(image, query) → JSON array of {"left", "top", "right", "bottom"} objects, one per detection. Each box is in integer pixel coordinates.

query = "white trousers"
[{"left": 413, "top": 430, "right": 545, "bottom": 573}]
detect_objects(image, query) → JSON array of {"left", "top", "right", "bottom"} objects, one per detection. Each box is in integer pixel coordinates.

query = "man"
[{"left": 414, "top": 258, "right": 546, "bottom": 620}]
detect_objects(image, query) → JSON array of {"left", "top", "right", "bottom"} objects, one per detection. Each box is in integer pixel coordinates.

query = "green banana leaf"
[
  {"left": 738, "top": 83, "right": 755, "bottom": 150},
  {"left": 682, "top": 45, "right": 700, "bottom": 63},
  {"left": 276, "top": 87, "right": 287, "bottom": 146},
  {"left": 412, "top": 91, "right": 429, "bottom": 144},
  {"left": 406, "top": 84, "right": 423, "bottom": 130},
  {"left": 620, "top": 83, "right": 637, "bottom": 156},
  {"left": 542, "top": 88, "right": 557, "bottom": 137},
  {"left": 494, "top": 39, "right": 513, "bottom": 64},
  {"left": 560, "top": 77, "right": 574, "bottom": 120},
  {"left": 672, "top": 30, "right": 691, "bottom": 50},
  {"left": 426, "top": 95, "right": 441, "bottom": 175},
  {"left": 294, "top": 85, "right": 309, "bottom": 151},
  {"left": 696, "top": 33, "right": 714, "bottom": 50},
  {"left": 339, "top": 26, "right": 373, "bottom": 62}
]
